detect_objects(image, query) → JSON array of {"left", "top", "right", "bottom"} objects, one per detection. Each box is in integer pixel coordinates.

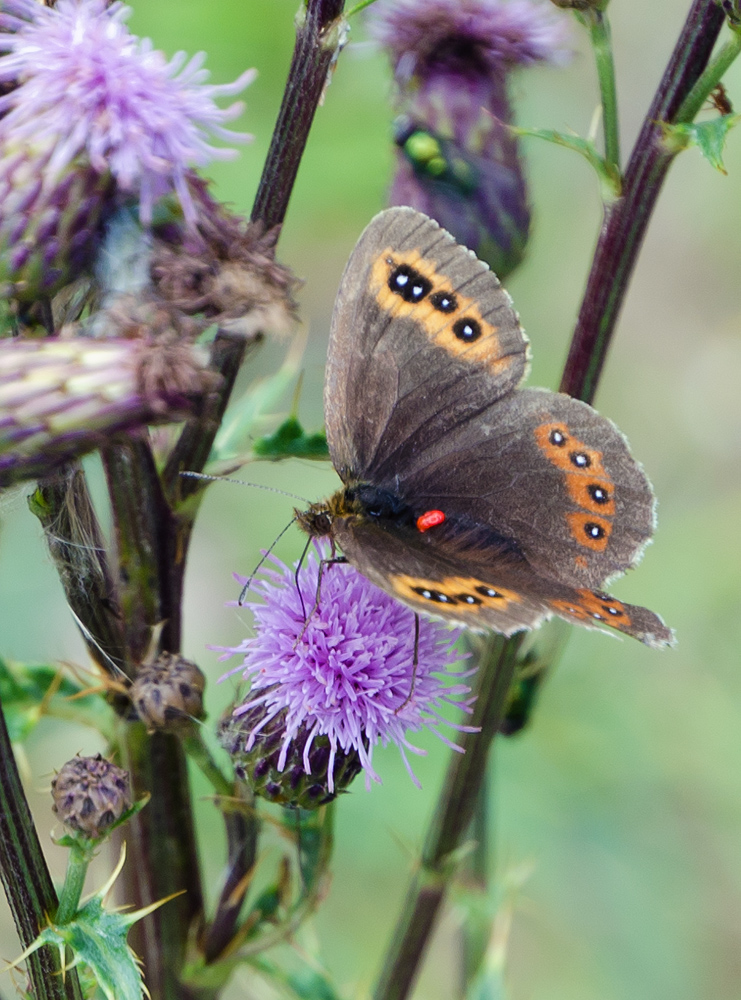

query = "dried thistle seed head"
[
  {"left": 151, "top": 176, "right": 299, "bottom": 338},
  {"left": 219, "top": 703, "right": 364, "bottom": 810},
  {"left": 51, "top": 754, "right": 132, "bottom": 840},
  {"left": 131, "top": 652, "right": 206, "bottom": 732}
]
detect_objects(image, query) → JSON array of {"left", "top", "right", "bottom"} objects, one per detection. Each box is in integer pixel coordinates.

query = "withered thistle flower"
[
  {"left": 0, "top": 0, "right": 255, "bottom": 299},
  {"left": 51, "top": 754, "right": 132, "bottom": 841},
  {"left": 214, "top": 545, "right": 473, "bottom": 799},
  {"left": 371, "top": 0, "right": 570, "bottom": 276}
]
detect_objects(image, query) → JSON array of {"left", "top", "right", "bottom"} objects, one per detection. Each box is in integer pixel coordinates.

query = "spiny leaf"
[
  {"left": 0, "top": 657, "right": 111, "bottom": 742},
  {"left": 662, "top": 114, "right": 741, "bottom": 174}
]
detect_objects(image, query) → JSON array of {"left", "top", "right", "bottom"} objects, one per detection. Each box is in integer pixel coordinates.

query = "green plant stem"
[
  {"left": 675, "top": 25, "right": 741, "bottom": 123},
  {"left": 55, "top": 842, "right": 93, "bottom": 926},
  {"left": 0, "top": 701, "right": 83, "bottom": 1000},
  {"left": 373, "top": 634, "right": 524, "bottom": 1000},
  {"left": 585, "top": 9, "right": 620, "bottom": 170},
  {"left": 181, "top": 730, "right": 233, "bottom": 798},
  {"left": 560, "top": 0, "right": 725, "bottom": 404}
]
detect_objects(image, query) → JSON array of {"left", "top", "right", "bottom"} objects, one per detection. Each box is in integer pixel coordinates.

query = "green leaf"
[
  {"left": 662, "top": 114, "right": 741, "bottom": 174},
  {"left": 513, "top": 127, "right": 622, "bottom": 200},
  {"left": 0, "top": 657, "right": 113, "bottom": 743},
  {"left": 11, "top": 848, "right": 175, "bottom": 1000},
  {"left": 252, "top": 417, "right": 328, "bottom": 461}
]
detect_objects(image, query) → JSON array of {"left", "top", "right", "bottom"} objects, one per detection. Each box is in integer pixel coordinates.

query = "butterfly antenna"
[
  {"left": 239, "top": 516, "right": 299, "bottom": 605},
  {"left": 180, "top": 470, "right": 310, "bottom": 505}
]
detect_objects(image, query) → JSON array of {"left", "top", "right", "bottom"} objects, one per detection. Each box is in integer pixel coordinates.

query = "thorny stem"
[
  {"left": 560, "top": 0, "right": 725, "bottom": 403},
  {"left": 0, "top": 702, "right": 83, "bottom": 1000},
  {"left": 375, "top": 4, "right": 727, "bottom": 999},
  {"left": 373, "top": 635, "right": 524, "bottom": 1000}
]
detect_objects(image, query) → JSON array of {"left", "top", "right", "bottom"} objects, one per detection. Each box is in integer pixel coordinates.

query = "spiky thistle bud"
[
  {"left": 219, "top": 704, "right": 364, "bottom": 809},
  {"left": 371, "top": 0, "right": 570, "bottom": 276},
  {"left": 51, "top": 755, "right": 132, "bottom": 841},
  {"left": 131, "top": 652, "right": 206, "bottom": 732}
]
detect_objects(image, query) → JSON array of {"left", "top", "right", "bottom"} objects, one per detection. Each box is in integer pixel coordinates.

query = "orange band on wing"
[{"left": 371, "top": 248, "right": 513, "bottom": 376}]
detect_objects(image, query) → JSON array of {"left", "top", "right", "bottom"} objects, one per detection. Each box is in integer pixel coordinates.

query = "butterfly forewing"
[{"left": 324, "top": 207, "right": 528, "bottom": 479}]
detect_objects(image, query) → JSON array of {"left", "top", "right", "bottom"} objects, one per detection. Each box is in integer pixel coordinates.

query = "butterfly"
[{"left": 297, "top": 207, "right": 673, "bottom": 648}]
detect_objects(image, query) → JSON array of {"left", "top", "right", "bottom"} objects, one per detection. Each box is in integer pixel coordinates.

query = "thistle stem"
[
  {"left": 55, "top": 841, "right": 93, "bottom": 926},
  {"left": 373, "top": 635, "right": 524, "bottom": 1000},
  {"left": 560, "top": 0, "right": 725, "bottom": 404},
  {"left": 0, "top": 701, "right": 83, "bottom": 1000},
  {"left": 251, "top": 0, "right": 347, "bottom": 229},
  {"left": 674, "top": 25, "right": 741, "bottom": 124},
  {"left": 584, "top": 9, "right": 620, "bottom": 170}
]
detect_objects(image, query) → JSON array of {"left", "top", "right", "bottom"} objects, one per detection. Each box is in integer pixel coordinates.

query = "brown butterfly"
[{"left": 298, "top": 208, "right": 673, "bottom": 648}]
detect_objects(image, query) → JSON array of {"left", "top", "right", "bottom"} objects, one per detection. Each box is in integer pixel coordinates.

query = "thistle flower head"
[
  {"left": 215, "top": 545, "right": 472, "bottom": 792},
  {"left": 0, "top": 0, "right": 255, "bottom": 226},
  {"left": 371, "top": 0, "right": 570, "bottom": 276},
  {"left": 371, "top": 0, "right": 570, "bottom": 83}
]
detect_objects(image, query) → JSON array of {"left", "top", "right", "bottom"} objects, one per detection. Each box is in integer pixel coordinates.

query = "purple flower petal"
[{"left": 215, "top": 544, "right": 474, "bottom": 789}]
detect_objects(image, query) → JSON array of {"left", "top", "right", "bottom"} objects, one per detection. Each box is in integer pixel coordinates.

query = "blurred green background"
[{"left": 1, "top": 0, "right": 741, "bottom": 997}]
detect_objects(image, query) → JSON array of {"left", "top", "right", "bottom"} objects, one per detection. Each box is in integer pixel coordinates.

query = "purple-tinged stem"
[
  {"left": 0, "top": 702, "right": 83, "bottom": 1000},
  {"left": 251, "top": 0, "right": 347, "bottom": 229},
  {"left": 560, "top": 0, "right": 725, "bottom": 404},
  {"left": 373, "top": 635, "right": 524, "bottom": 1000}
]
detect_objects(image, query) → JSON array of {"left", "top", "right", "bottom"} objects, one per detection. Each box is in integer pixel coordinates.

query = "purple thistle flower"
[
  {"left": 370, "top": 0, "right": 570, "bottom": 277},
  {"left": 215, "top": 545, "right": 474, "bottom": 792},
  {"left": 0, "top": 0, "right": 256, "bottom": 227}
]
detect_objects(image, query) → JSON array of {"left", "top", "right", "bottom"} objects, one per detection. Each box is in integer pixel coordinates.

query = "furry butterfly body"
[{"left": 299, "top": 208, "right": 673, "bottom": 648}]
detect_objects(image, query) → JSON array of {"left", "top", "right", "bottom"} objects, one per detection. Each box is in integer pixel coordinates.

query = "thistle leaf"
[{"left": 662, "top": 114, "right": 741, "bottom": 174}]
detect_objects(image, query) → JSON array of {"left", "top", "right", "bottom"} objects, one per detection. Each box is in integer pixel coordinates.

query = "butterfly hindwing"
[
  {"left": 331, "top": 517, "right": 673, "bottom": 647},
  {"left": 385, "top": 388, "right": 656, "bottom": 590}
]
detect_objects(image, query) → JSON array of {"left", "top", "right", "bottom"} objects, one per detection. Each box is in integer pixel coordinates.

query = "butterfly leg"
[
  {"left": 395, "top": 613, "right": 421, "bottom": 715},
  {"left": 294, "top": 554, "right": 348, "bottom": 644}
]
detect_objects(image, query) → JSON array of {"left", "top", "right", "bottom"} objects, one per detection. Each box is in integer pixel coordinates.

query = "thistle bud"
[
  {"left": 51, "top": 755, "right": 131, "bottom": 841},
  {"left": 131, "top": 652, "right": 206, "bottom": 732},
  {"left": 219, "top": 704, "right": 364, "bottom": 810},
  {"left": 371, "top": 0, "right": 570, "bottom": 276},
  {"left": 0, "top": 335, "right": 214, "bottom": 488}
]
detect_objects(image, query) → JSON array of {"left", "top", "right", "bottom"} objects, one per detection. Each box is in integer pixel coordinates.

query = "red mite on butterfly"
[
  {"left": 295, "top": 207, "right": 674, "bottom": 649},
  {"left": 416, "top": 510, "right": 446, "bottom": 532}
]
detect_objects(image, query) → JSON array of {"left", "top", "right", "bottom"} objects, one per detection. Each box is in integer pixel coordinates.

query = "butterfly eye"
[
  {"left": 452, "top": 317, "right": 482, "bottom": 342},
  {"left": 430, "top": 290, "right": 458, "bottom": 313},
  {"left": 388, "top": 264, "right": 432, "bottom": 303}
]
